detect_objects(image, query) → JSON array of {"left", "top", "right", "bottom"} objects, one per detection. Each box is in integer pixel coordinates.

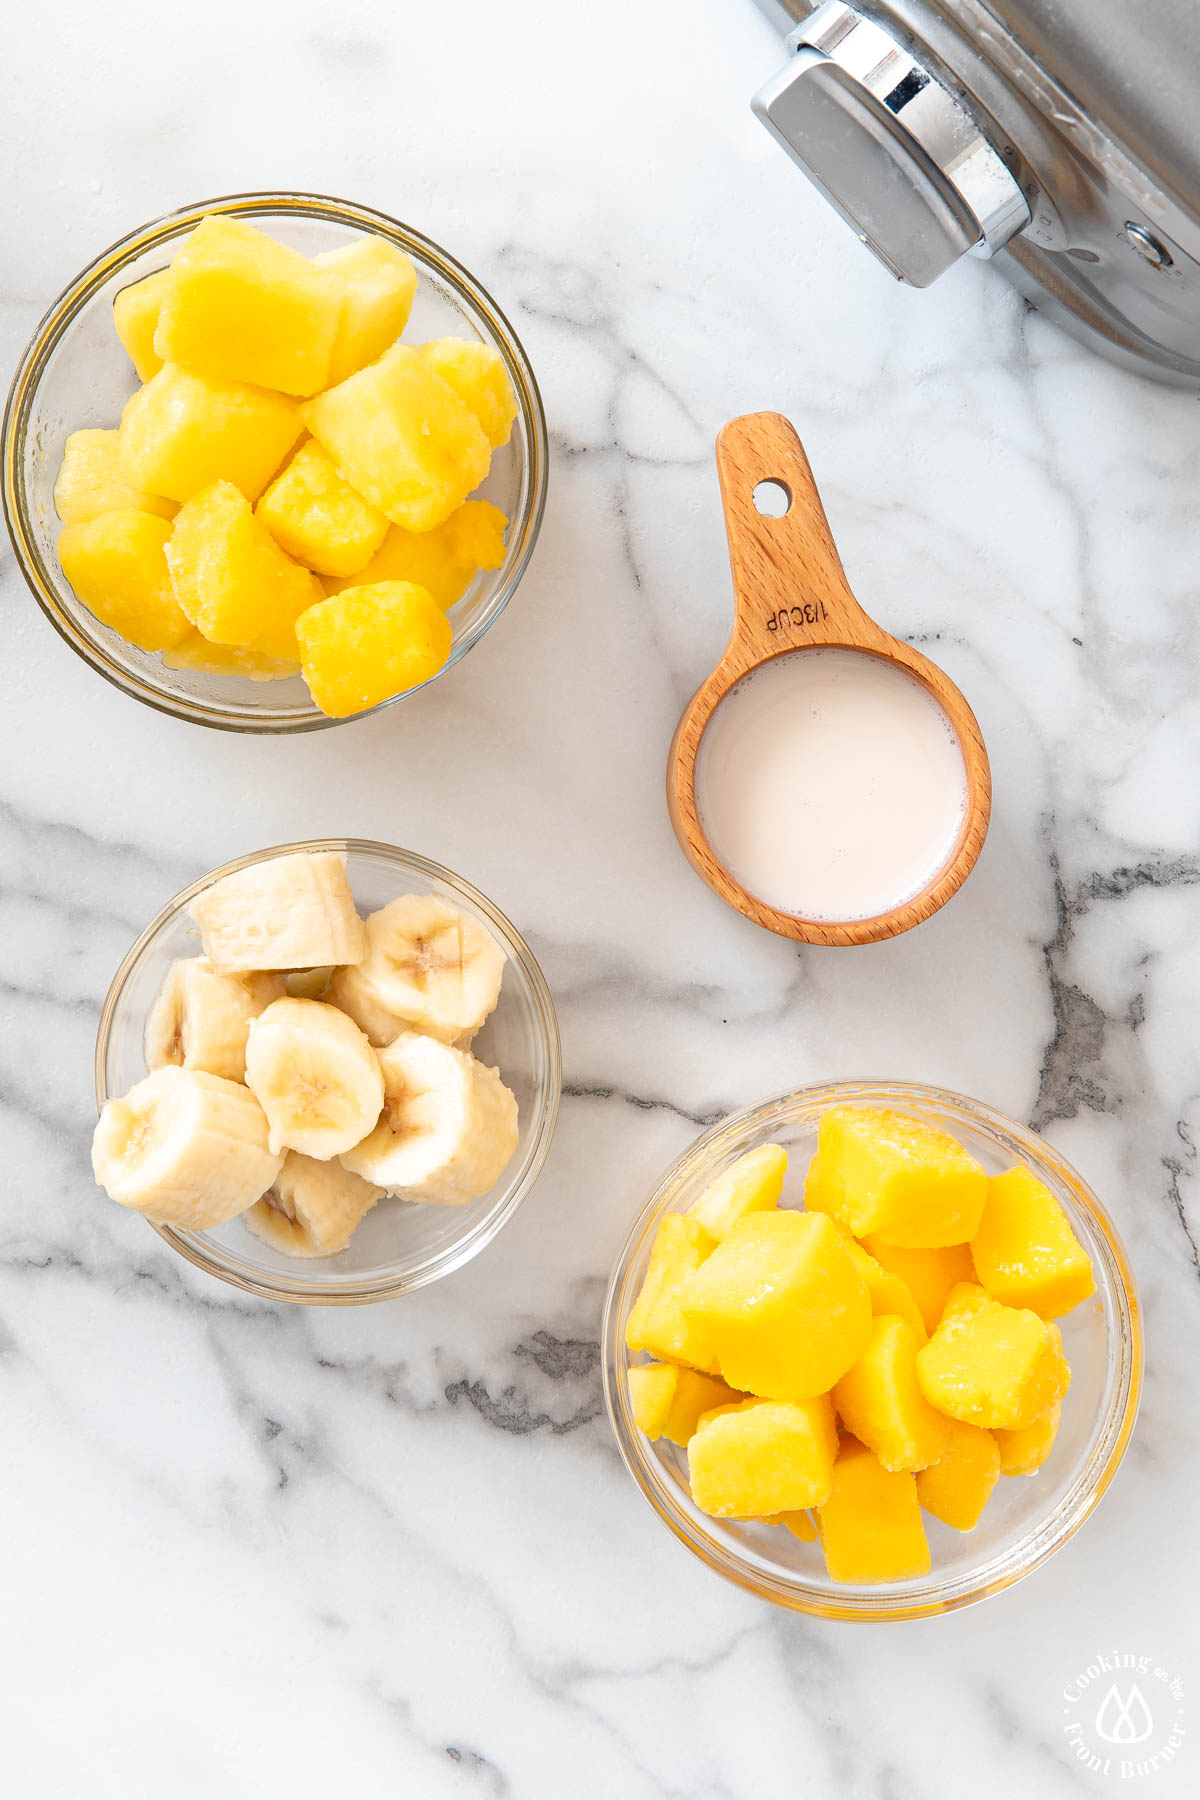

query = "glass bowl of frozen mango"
[
  {"left": 3, "top": 193, "right": 547, "bottom": 730},
  {"left": 603, "top": 1081, "right": 1141, "bottom": 1620},
  {"left": 94, "top": 839, "right": 561, "bottom": 1301}
]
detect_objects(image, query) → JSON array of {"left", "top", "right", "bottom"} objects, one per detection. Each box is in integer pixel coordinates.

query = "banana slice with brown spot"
[
  {"left": 91, "top": 1065, "right": 283, "bottom": 1230},
  {"left": 244, "top": 1150, "right": 384, "bottom": 1257},
  {"left": 328, "top": 893, "right": 505, "bottom": 1047},
  {"left": 244, "top": 997, "right": 384, "bottom": 1159},
  {"left": 144, "top": 957, "right": 285, "bottom": 1082},
  {"left": 190, "top": 850, "right": 366, "bottom": 975},
  {"left": 341, "top": 1029, "right": 518, "bottom": 1204}
]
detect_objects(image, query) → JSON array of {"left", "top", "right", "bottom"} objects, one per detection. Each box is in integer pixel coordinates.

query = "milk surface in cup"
[{"left": 694, "top": 648, "right": 968, "bottom": 922}]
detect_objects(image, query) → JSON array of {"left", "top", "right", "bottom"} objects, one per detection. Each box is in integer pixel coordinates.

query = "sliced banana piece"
[
  {"left": 244, "top": 1151, "right": 384, "bottom": 1258},
  {"left": 341, "top": 1030, "right": 519, "bottom": 1205},
  {"left": 328, "top": 893, "right": 506, "bottom": 1047},
  {"left": 144, "top": 957, "right": 286, "bottom": 1082},
  {"left": 244, "top": 997, "right": 384, "bottom": 1159},
  {"left": 190, "top": 850, "right": 366, "bottom": 975},
  {"left": 91, "top": 1065, "right": 283, "bottom": 1230},
  {"left": 284, "top": 965, "right": 335, "bottom": 1001}
]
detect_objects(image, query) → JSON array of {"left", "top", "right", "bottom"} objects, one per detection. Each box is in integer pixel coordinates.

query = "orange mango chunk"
[
  {"left": 294, "top": 579, "right": 451, "bottom": 719},
  {"left": 257, "top": 439, "right": 388, "bottom": 578},
  {"left": 315, "top": 237, "right": 418, "bottom": 386},
  {"left": 166, "top": 480, "right": 321, "bottom": 660},
  {"left": 916, "top": 1282, "right": 1070, "bottom": 1430},
  {"left": 155, "top": 215, "right": 341, "bottom": 396},
  {"left": 300, "top": 342, "right": 491, "bottom": 532},
  {"left": 627, "top": 1363, "right": 678, "bottom": 1440},
  {"left": 995, "top": 1399, "right": 1062, "bottom": 1476},
  {"left": 119, "top": 364, "right": 304, "bottom": 505},
  {"left": 58, "top": 510, "right": 190, "bottom": 653},
  {"left": 54, "top": 428, "right": 177, "bottom": 526},
  {"left": 687, "top": 1143, "right": 787, "bottom": 1241},
  {"left": 113, "top": 268, "right": 171, "bottom": 382},
  {"left": 840, "top": 1235, "right": 927, "bottom": 1339},
  {"left": 628, "top": 1363, "right": 741, "bottom": 1447},
  {"left": 681, "top": 1210, "right": 872, "bottom": 1401},
  {"left": 833, "top": 1314, "right": 948, "bottom": 1472},
  {"left": 624, "top": 1215, "right": 718, "bottom": 1372},
  {"left": 771, "top": 1509, "right": 817, "bottom": 1543},
  {"left": 971, "top": 1165, "right": 1095, "bottom": 1319},
  {"left": 861, "top": 1237, "right": 976, "bottom": 1335},
  {"left": 805, "top": 1106, "right": 987, "bottom": 1247},
  {"left": 817, "top": 1436, "right": 931, "bottom": 1583},
  {"left": 688, "top": 1395, "right": 838, "bottom": 1517},
  {"left": 915, "top": 1419, "right": 1001, "bottom": 1530}
]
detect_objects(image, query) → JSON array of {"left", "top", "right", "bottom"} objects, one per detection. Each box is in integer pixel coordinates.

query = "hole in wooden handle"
[{"left": 752, "top": 479, "right": 791, "bottom": 518}]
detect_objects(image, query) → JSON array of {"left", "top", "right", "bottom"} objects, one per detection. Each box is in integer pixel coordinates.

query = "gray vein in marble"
[{"left": 1034, "top": 842, "right": 1200, "bottom": 1131}]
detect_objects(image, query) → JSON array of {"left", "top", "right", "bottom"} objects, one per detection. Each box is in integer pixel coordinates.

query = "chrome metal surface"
[
  {"left": 754, "top": 3, "right": 1029, "bottom": 287},
  {"left": 1124, "top": 222, "right": 1173, "bottom": 271},
  {"left": 750, "top": 0, "right": 1200, "bottom": 384}
]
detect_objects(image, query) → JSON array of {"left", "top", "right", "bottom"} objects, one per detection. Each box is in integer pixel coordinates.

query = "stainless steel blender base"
[{"left": 752, "top": 0, "right": 1200, "bottom": 386}]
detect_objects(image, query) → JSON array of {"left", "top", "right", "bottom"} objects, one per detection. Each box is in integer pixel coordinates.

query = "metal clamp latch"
[{"left": 753, "top": 1, "right": 1031, "bottom": 286}]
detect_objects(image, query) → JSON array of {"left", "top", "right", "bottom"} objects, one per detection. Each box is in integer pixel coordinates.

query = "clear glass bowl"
[
  {"left": 603, "top": 1080, "right": 1141, "bottom": 1621},
  {"left": 95, "top": 839, "right": 561, "bottom": 1302},
  {"left": 2, "top": 192, "right": 548, "bottom": 732}
]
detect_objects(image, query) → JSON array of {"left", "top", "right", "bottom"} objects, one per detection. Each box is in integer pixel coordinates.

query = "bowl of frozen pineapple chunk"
[
  {"left": 3, "top": 193, "right": 547, "bottom": 730},
  {"left": 93, "top": 840, "right": 560, "bottom": 1300},
  {"left": 604, "top": 1082, "right": 1141, "bottom": 1619}
]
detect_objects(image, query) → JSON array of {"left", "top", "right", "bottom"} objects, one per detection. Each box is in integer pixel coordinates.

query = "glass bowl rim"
[
  {"left": 94, "top": 835, "right": 562, "bottom": 1303},
  {"left": 2, "top": 189, "right": 549, "bottom": 734},
  {"left": 602, "top": 1077, "right": 1142, "bottom": 1622}
]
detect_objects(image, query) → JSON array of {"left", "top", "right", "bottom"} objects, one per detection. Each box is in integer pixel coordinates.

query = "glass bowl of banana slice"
[{"left": 93, "top": 838, "right": 561, "bottom": 1302}]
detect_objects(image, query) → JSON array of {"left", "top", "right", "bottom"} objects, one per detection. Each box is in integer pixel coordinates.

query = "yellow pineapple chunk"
[
  {"left": 166, "top": 481, "right": 322, "bottom": 660},
  {"left": 323, "top": 500, "right": 507, "bottom": 609},
  {"left": 58, "top": 510, "right": 190, "bottom": 652},
  {"left": 294, "top": 580, "right": 452, "bottom": 719},
  {"left": 113, "top": 268, "right": 172, "bottom": 382},
  {"left": 805, "top": 1105, "right": 987, "bottom": 1247},
  {"left": 687, "top": 1143, "right": 787, "bottom": 1241},
  {"left": 257, "top": 440, "right": 388, "bottom": 578},
  {"left": 420, "top": 337, "right": 518, "bottom": 448},
  {"left": 154, "top": 215, "right": 340, "bottom": 396},
  {"left": 119, "top": 364, "right": 304, "bottom": 505},
  {"left": 839, "top": 1235, "right": 927, "bottom": 1339},
  {"left": 833, "top": 1314, "right": 948, "bottom": 1472},
  {"left": 162, "top": 632, "right": 300, "bottom": 682},
  {"left": 54, "top": 429, "right": 176, "bottom": 525},
  {"left": 315, "top": 237, "right": 418, "bottom": 384},
  {"left": 817, "top": 1436, "right": 931, "bottom": 1582},
  {"left": 861, "top": 1237, "right": 976, "bottom": 1335},
  {"left": 915, "top": 1419, "right": 1000, "bottom": 1530},
  {"left": 994, "top": 1399, "right": 1062, "bottom": 1476},
  {"left": 916, "top": 1282, "right": 1070, "bottom": 1430},
  {"left": 681, "top": 1210, "right": 872, "bottom": 1400},
  {"left": 628, "top": 1363, "right": 677, "bottom": 1440},
  {"left": 971, "top": 1165, "right": 1095, "bottom": 1319},
  {"left": 624, "top": 1215, "right": 718, "bottom": 1373},
  {"left": 300, "top": 343, "right": 491, "bottom": 532},
  {"left": 688, "top": 1395, "right": 838, "bottom": 1517}
]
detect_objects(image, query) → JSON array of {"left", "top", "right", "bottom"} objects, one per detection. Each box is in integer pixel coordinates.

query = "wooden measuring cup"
[{"left": 667, "top": 411, "right": 991, "bottom": 946}]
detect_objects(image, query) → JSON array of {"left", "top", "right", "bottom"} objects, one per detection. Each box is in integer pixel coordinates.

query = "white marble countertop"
[{"left": 2, "top": 0, "right": 1198, "bottom": 1793}]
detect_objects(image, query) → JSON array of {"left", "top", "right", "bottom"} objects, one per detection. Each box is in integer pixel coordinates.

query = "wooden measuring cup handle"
[{"left": 715, "top": 411, "right": 887, "bottom": 671}]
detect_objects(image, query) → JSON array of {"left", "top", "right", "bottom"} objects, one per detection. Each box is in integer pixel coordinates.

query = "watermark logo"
[{"left": 1063, "top": 1652, "right": 1185, "bottom": 1779}]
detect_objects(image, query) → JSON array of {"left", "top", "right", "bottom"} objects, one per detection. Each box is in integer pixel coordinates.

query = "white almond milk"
[{"left": 694, "top": 649, "right": 967, "bottom": 921}]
